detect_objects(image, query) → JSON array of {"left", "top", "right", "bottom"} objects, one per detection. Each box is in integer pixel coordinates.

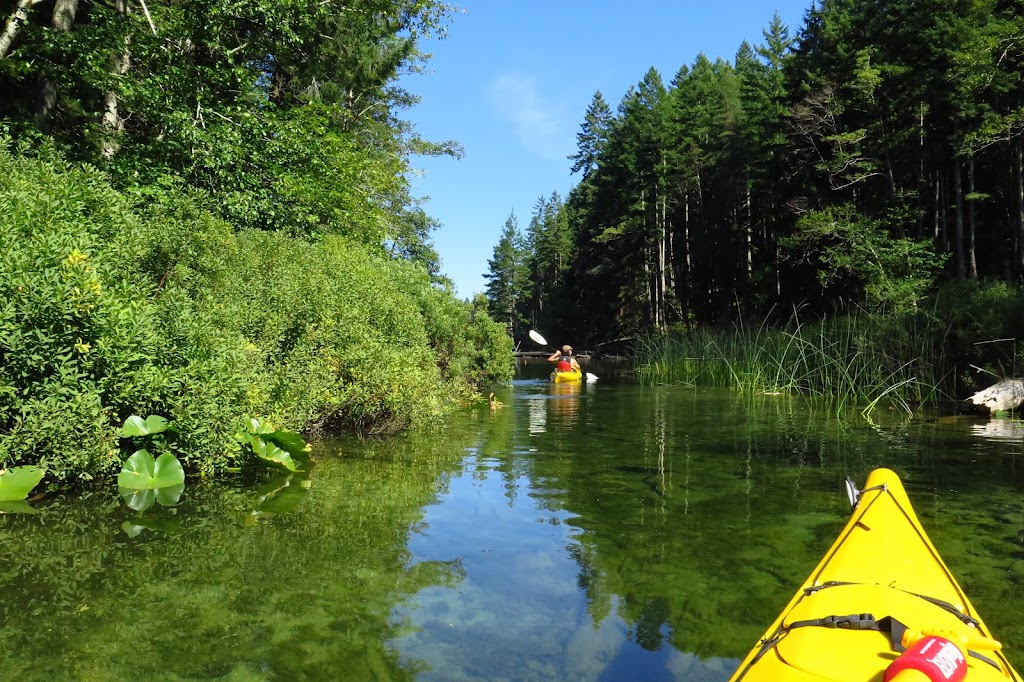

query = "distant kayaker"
[{"left": 547, "top": 345, "right": 581, "bottom": 373}]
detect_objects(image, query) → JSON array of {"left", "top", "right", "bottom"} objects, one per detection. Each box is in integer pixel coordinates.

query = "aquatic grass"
[{"left": 635, "top": 306, "right": 961, "bottom": 417}]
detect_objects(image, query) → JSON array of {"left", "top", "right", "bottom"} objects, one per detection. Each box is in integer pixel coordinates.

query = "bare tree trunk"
[
  {"left": 1016, "top": 138, "right": 1024, "bottom": 277},
  {"left": 53, "top": 0, "right": 77, "bottom": 29},
  {"left": 101, "top": 0, "right": 129, "bottom": 159},
  {"left": 745, "top": 187, "right": 753, "bottom": 284},
  {"left": 658, "top": 193, "right": 667, "bottom": 331},
  {"left": 35, "top": 0, "right": 79, "bottom": 122},
  {"left": 918, "top": 103, "right": 926, "bottom": 238},
  {"left": 966, "top": 153, "right": 978, "bottom": 279},
  {"left": 952, "top": 155, "right": 966, "bottom": 278},
  {"left": 683, "top": 193, "right": 692, "bottom": 323},
  {"left": 0, "top": 0, "right": 44, "bottom": 59}
]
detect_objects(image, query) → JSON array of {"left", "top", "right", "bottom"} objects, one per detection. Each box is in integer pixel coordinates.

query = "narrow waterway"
[{"left": 2, "top": 361, "right": 1023, "bottom": 681}]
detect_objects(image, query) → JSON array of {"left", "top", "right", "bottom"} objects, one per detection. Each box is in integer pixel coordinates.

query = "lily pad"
[
  {"left": 119, "top": 483, "right": 185, "bottom": 511},
  {"left": 251, "top": 437, "right": 300, "bottom": 472},
  {"left": 121, "top": 415, "right": 169, "bottom": 437},
  {"left": 117, "top": 450, "right": 185, "bottom": 489},
  {"left": 0, "top": 500, "right": 40, "bottom": 515},
  {"left": 266, "top": 430, "right": 312, "bottom": 457},
  {"left": 0, "top": 465, "right": 45, "bottom": 501}
]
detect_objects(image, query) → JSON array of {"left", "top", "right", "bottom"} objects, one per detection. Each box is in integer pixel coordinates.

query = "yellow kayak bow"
[{"left": 730, "top": 468, "right": 1022, "bottom": 681}]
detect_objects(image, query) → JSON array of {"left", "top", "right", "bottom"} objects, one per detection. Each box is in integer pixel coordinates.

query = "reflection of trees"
[
  {"left": 0, "top": 428, "right": 475, "bottom": 680},
  {"left": 521, "top": 386, "right": 1024, "bottom": 667}
]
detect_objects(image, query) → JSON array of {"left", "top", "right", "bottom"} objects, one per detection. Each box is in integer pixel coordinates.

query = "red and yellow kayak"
[
  {"left": 550, "top": 368, "right": 582, "bottom": 383},
  {"left": 730, "top": 468, "right": 1022, "bottom": 681}
]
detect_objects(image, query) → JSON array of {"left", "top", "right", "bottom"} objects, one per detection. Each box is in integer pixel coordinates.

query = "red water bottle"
[{"left": 884, "top": 634, "right": 967, "bottom": 682}]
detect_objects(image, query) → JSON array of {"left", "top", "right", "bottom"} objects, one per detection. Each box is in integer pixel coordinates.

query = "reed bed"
[{"left": 634, "top": 308, "right": 957, "bottom": 416}]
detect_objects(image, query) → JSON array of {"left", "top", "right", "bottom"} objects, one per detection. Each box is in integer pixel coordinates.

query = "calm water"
[{"left": 2, "top": 360, "right": 1024, "bottom": 681}]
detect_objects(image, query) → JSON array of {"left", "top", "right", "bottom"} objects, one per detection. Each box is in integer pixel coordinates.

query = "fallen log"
[{"left": 968, "top": 378, "right": 1024, "bottom": 414}]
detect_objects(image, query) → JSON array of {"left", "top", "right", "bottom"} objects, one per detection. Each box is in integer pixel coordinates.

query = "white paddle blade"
[
  {"left": 844, "top": 478, "right": 860, "bottom": 509},
  {"left": 585, "top": 373, "right": 599, "bottom": 383},
  {"left": 529, "top": 330, "right": 548, "bottom": 346}
]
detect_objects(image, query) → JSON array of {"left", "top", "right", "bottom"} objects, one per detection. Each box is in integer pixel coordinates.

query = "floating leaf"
[
  {"left": 155, "top": 484, "right": 185, "bottom": 506},
  {"left": 120, "top": 488, "right": 156, "bottom": 512},
  {"left": 121, "top": 415, "right": 169, "bottom": 437},
  {"left": 122, "top": 522, "right": 145, "bottom": 537},
  {"left": 0, "top": 465, "right": 44, "bottom": 501},
  {"left": 250, "top": 437, "right": 299, "bottom": 472},
  {"left": 0, "top": 500, "right": 40, "bottom": 515},
  {"left": 119, "top": 483, "right": 184, "bottom": 511},
  {"left": 266, "top": 430, "right": 312, "bottom": 457},
  {"left": 117, "top": 450, "right": 185, "bottom": 489}
]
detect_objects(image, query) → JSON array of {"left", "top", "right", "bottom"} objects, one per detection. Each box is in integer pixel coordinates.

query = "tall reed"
[{"left": 634, "top": 307, "right": 957, "bottom": 416}]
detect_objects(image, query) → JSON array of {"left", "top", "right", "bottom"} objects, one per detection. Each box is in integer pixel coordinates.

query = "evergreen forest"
[
  {"left": 0, "top": 0, "right": 513, "bottom": 490},
  {"left": 485, "top": 2, "right": 1024, "bottom": 405}
]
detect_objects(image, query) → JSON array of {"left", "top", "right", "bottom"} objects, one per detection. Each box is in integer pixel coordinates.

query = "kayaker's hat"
[{"left": 562, "top": 345, "right": 572, "bottom": 352}]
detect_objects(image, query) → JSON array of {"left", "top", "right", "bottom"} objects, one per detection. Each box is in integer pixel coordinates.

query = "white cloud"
[{"left": 488, "top": 73, "right": 572, "bottom": 163}]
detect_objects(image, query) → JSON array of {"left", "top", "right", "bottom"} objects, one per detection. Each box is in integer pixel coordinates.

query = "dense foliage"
[
  {"left": 487, "top": 5, "right": 1024, "bottom": 358},
  {"left": 0, "top": 148, "right": 512, "bottom": 486},
  {"left": 0, "top": 0, "right": 514, "bottom": 489}
]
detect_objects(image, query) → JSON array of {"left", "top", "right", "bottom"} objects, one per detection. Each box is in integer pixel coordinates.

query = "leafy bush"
[
  {"left": 0, "top": 146, "right": 513, "bottom": 489},
  {"left": 0, "top": 148, "right": 162, "bottom": 482}
]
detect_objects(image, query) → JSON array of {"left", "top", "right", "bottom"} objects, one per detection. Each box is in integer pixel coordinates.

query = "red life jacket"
[{"left": 557, "top": 357, "right": 572, "bottom": 372}]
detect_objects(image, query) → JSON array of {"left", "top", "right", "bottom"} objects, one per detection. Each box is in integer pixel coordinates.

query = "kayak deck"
[
  {"left": 550, "top": 368, "right": 582, "bottom": 383},
  {"left": 730, "top": 468, "right": 1021, "bottom": 681}
]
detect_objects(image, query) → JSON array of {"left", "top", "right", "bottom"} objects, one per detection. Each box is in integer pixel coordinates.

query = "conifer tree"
[{"left": 484, "top": 212, "right": 531, "bottom": 339}]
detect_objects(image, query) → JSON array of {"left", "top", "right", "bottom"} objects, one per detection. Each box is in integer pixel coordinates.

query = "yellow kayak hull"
[
  {"left": 550, "top": 368, "right": 582, "bottom": 383},
  {"left": 730, "top": 468, "right": 1021, "bottom": 681}
]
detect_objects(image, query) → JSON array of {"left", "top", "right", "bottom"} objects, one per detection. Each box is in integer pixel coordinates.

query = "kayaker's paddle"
[
  {"left": 528, "top": 329, "right": 550, "bottom": 348},
  {"left": 528, "top": 329, "right": 599, "bottom": 382}
]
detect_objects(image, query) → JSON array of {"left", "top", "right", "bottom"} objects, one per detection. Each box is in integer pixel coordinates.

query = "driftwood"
[{"left": 968, "top": 378, "right": 1024, "bottom": 414}]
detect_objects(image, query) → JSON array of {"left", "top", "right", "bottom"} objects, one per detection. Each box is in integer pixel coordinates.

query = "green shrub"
[
  {"left": 0, "top": 145, "right": 514, "bottom": 488},
  {"left": 0, "top": 149, "right": 161, "bottom": 482}
]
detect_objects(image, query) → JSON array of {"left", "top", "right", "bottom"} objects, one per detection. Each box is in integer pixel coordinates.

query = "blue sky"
[{"left": 400, "top": 1, "right": 813, "bottom": 299}]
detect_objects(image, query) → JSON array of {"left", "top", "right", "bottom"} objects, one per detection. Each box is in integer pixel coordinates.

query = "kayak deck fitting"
[{"left": 730, "top": 468, "right": 1022, "bottom": 681}]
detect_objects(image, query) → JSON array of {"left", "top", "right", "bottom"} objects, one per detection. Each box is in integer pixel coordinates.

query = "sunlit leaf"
[
  {"left": 247, "top": 417, "right": 274, "bottom": 434},
  {"left": 266, "top": 430, "right": 312, "bottom": 457},
  {"left": 250, "top": 437, "right": 299, "bottom": 472},
  {"left": 0, "top": 465, "right": 45, "bottom": 501},
  {"left": 121, "top": 415, "right": 169, "bottom": 437},
  {"left": 117, "top": 450, "right": 185, "bottom": 489}
]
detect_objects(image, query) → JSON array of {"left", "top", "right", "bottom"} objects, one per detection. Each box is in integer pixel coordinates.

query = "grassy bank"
[
  {"left": 635, "top": 288, "right": 1024, "bottom": 416},
  {"left": 0, "top": 148, "right": 513, "bottom": 488}
]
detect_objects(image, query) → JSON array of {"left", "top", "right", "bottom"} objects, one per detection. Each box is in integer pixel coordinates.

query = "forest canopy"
[{"left": 486, "top": 3, "right": 1024, "bottom": 348}]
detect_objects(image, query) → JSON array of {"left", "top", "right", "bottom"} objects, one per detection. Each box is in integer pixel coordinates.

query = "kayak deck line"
[{"left": 730, "top": 468, "right": 1023, "bottom": 681}]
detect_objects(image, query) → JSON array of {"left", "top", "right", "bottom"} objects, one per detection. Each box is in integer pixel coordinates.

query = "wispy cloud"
[{"left": 488, "top": 73, "right": 572, "bottom": 163}]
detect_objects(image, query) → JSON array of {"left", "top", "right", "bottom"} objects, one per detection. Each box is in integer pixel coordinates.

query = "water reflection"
[
  {"left": 2, "top": 385, "right": 1024, "bottom": 680},
  {"left": 548, "top": 380, "right": 581, "bottom": 429},
  {"left": 971, "top": 418, "right": 1024, "bottom": 443}
]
